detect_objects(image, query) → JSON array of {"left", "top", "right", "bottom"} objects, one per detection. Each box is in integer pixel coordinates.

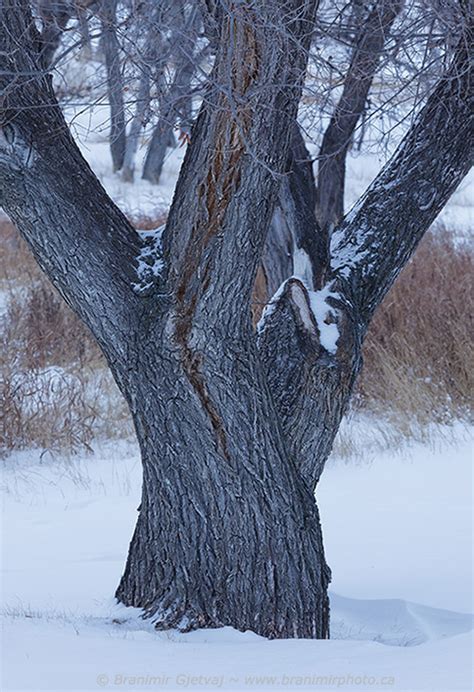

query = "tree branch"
[
  {"left": 330, "top": 24, "right": 473, "bottom": 325},
  {"left": 0, "top": 0, "right": 142, "bottom": 355},
  {"left": 317, "top": 0, "right": 404, "bottom": 234},
  {"left": 258, "top": 11, "right": 472, "bottom": 489},
  {"left": 257, "top": 277, "right": 361, "bottom": 489},
  {"left": 161, "top": 1, "right": 320, "bottom": 335}
]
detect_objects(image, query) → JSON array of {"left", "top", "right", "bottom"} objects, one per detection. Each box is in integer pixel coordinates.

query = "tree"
[
  {"left": 258, "top": 0, "right": 404, "bottom": 305},
  {"left": 99, "top": 0, "right": 126, "bottom": 172},
  {"left": 141, "top": 0, "right": 200, "bottom": 184},
  {"left": 0, "top": 0, "right": 472, "bottom": 639},
  {"left": 316, "top": 0, "right": 404, "bottom": 234}
]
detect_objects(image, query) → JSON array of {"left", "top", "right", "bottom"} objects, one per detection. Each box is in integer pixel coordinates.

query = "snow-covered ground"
[
  {"left": 1, "top": 76, "right": 472, "bottom": 692},
  {"left": 1, "top": 423, "right": 472, "bottom": 691}
]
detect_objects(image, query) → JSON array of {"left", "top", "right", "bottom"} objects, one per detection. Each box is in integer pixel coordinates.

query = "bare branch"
[
  {"left": 0, "top": 0, "right": 141, "bottom": 351},
  {"left": 330, "top": 24, "right": 473, "bottom": 325},
  {"left": 317, "top": 0, "right": 404, "bottom": 234}
]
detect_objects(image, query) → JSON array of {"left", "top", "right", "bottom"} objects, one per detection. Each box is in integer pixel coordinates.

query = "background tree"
[{"left": 0, "top": 0, "right": 472, "bottom": 639}]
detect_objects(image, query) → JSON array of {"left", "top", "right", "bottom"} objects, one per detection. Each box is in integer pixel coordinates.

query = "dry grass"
[
  {"left": 130, "top": 211, "right": 167, "bottom": 231},
  {"left": 0, "top": 218, "right": 137, "bottom": 457},
  {"left": 1, "top": 217, "right": 472, "bottom": 457},
  {"left": 356, "top": 226, "right": 474, "bottom": 427}
]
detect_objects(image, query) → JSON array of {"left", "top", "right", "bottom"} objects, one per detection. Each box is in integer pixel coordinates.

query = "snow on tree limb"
[{"left": 329, "top": 24, "right": 473, "bottom": 324}]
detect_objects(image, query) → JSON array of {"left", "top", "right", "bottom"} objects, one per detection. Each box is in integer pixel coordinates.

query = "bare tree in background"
[
  {"left": 316, "top": 0, "right": 404, "bottom": 234},
  {"left": 0, "top": 0, "right": 472, "bottom": 639},
  {"left": 120, "top": 0, "right": 162, "bottom": 183},
  {"left": 36, "top": 0, "right": 96, "bottom": 65},
  {"left": 99, "top": 0, "right": 126, "bottom": 171}
]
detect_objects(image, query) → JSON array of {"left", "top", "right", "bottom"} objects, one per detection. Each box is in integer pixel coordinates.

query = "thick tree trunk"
[
  {"left": 118, "top": 0, "right": 331, "bottom": 637},
  {"left": 1, "top": 0, "right": 472, "bottom": 641},
  {"left": 114, "top": 337, "right": 330, "bottom": 637}
]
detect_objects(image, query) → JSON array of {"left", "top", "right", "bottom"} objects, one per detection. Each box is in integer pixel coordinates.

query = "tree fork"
[{"left": 1, "top": 0, "right": 472, "bottom": 641}]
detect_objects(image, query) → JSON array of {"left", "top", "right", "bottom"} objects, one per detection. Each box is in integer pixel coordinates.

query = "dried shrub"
[
  {"left": 1, "top": 216, "right": 472, "bottom": 456},
  {"left": 1, "top": 366, "right": 96, "bottom": 454},
  {"left": 0, "top": 218, "right": 39, "bottom": 284},
  {"left": 0, "top": 219, "right": 132, "bottom": 456},
  {"left": 5, "top": 280, "right": 101, "bottom": 371},
  {"left": 356, "top": 226, "right": 474, "bottom": 424}
]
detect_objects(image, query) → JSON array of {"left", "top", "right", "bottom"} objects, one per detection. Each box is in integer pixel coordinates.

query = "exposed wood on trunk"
[{"left": 1, "top": 0, "right": 472, "bottom": 641}]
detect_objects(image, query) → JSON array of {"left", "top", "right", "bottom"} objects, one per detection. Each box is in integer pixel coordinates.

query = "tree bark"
[
  {"left": 1, "top": 0, "right": 472, "bottom": 640},
  {"left": 1, "top": 0, "right": 331, "bottom": 639}
]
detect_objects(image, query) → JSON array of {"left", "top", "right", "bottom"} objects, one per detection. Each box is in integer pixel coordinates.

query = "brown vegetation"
[
  {"left": 356, "top": 226, "right": 473, "bottom": 425},
  {"left": 1, "top": 217, "right": 472, "bottom": 456}
]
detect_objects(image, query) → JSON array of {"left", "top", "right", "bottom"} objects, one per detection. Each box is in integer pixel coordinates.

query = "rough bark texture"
[
  {"left": 120, "top": 0, "right": 332, "bottom": 638},
  {"left": 1, "top": 0, "right": 472, "bottom": 640},
  {"left": 257, "top": 277, "right": 362, "bottom": 490}
]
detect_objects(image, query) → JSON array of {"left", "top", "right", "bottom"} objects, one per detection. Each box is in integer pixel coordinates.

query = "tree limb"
[
  {"left": 330, "top": 24, "right": 473, "bottom": 326},
  {"left": 258, "top": 12, "right": 472, "bottom": 488},
  {"left": 0, "top": 0, "right": 142, "bottom": 355},
  {"left": 257, "top": 276, "right": 361, "bottom": 489},
  {"left": 317, "top": 0, "right": 404, "bottom": 234}
]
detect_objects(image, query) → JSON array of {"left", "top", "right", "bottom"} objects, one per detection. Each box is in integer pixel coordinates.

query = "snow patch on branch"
[
  {"left": 132, "top": 225, "right": 165, "bottom": 293},
  {"left": 330, "top": 222, "right": 369, "bottom": 279},
  {"left": 257, "top": 277, "right": 340, "bottom": 355},
  {"left": 307, "top": 284, "right": 340, "bottom": 355}
]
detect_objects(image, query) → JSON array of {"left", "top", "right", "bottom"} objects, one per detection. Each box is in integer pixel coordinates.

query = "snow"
[
  {"left": 257, "top": 278, "right": 340, "bottom": 354},
  {"left": 308, "top": 284, "right": 340, "bottom": 354},
  {"left": 1, "top": 424, "right": 472, "bottom": 691},
  {"left": 133, "top": 225, "right": 166, "bottom": 293},
  {"left": 64, "top": 102, "right": 185, "bottom": 218},
  {"left": 256, "top": 278, "right": 290, "bottom": 334},
  {"left": 61, "top": 102, "right": 473, "bottom": 242},
  {"left": 330, "top": 220, "right": 370, "bottom": 278},
  {"left": 2, "top": 66, "right": 472, "bottom": 692}
]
